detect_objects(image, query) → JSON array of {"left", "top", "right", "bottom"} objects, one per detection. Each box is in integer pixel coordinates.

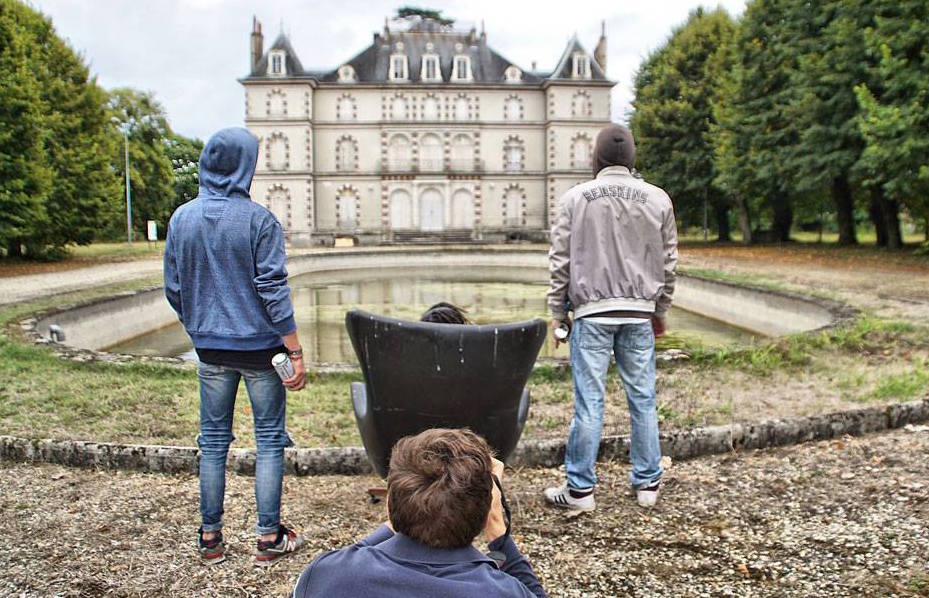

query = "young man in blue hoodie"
[{"left": 164, "top": 127, "right": 307, "bottom": 566}]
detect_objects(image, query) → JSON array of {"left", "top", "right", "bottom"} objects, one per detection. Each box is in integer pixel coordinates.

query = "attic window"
[
  {"left": 572, "top": 53, "right": 590, "bottom": 79},
  {"left": 452, "top": 55, "right": 471, "bottom": 81},
  {"left": 269, "top": 50, "right": 286, "bottom": 76},
  {"left": 390, "top": 54, "right": 409, "bottom": 81},
  {"left": 421, "top": 55, "right": 440, "bottom": 82},
  {"left": 338, "top": 65, "right": 356, "bottom": 83},
  {"left": 504, "top": 65, "right": 522, "bottom": 83}
]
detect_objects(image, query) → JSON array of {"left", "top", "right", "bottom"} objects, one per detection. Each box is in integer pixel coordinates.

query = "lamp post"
[{"left": 111, "top": 117, "right": 133, "bottom": 245}]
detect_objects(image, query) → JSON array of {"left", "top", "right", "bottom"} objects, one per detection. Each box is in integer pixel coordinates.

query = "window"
[
  {"left": 388, "top": 135, "right": 411, "bottom": 171},
  {"left": 336, "top": 94, "right": 356, "bottom": 120},
  {"left": 391, "top": 95, "right": 408, "bottom": 120},
  {"left": 504, "top": 187, "right": 523, "bottom": 226},
  {"left": 450, "top": 134, "right": 473, "bottom": 171},
  {"left": 572, "top": 53, "right": 590, "bottom": 79},
  {"left": 267, "top": 90, "right": 286, "bottom": 117},
  {"left": 504, "top": 65, "right": 522, "bottom": 82},
  {"left": 337, "top": 190, "right": 358, "bottom": 229},
  {"left": 571, "top": 91, "right": 592, "bottom": 117},
  {"left": 454, "top": 96, "right": 469, "bottom": 121},
  {"left": 419, "top": 134, "right": 442, "bottom": 171},
  {"left": 338, "top": 65, "right": 356, "bottom": 83},
  {"left": 267, "top": 133, "right": 288, "bottom": 171},
  {"left": 390, "top": 55, "right": 408, "bottom": 81},
  {"left": 337, "top": 137, "right": 356, "bottom": 171},
  {"left": 572, "top": 135, "right": 591, "bottom": 169},
  {"left": 390, "top": 189, "right": 413, "bottom": 229},
  {"left": 421, "top": 55, "right": 440, "bottom": 82},
  {"left": 451, "top": 189, "right": 473, "bottom": 229},
  {"left": 422, "top": 95, "right": 439, "bottom": 120},
  {"left": 269, "top": 50, "right": 286, "bottom": 76},
  {"left": 504, "top": 96, "right": 522, "bottom": 121},
  {"left": 505, "top": 141, "right": 522, "bottom": 172},
  {"left": 452, "top": 55, "right": 471, "bottom": 81}
]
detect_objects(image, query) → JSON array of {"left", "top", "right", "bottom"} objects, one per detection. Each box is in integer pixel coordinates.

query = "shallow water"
[{"left": 108, "top": 267, "right": 760, "bottom": 364}]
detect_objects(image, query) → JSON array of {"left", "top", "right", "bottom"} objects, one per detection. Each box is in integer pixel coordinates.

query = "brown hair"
[{"left": 387, "top": 428, "right": 493, "bottom": 548}]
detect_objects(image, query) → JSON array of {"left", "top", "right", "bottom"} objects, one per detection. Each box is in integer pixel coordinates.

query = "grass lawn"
[
  {"left": 1, "top": 266, "right": 927, "bottom": 450},
  {"left": 0, "top": 242, "right": 164, "bottom": 278}
]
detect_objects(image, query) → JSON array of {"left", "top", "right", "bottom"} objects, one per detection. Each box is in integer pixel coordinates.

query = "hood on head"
[
  {"left": 198, "top": 127, "right": 259, "bottom": 200},
  {"left": 594, "top": 124, "right": 636, "bottom": 178}
]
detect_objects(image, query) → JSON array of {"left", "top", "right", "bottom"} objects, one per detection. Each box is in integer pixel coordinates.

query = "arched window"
[
  {"left": 572, "top": 135, "right": 591, "bottom": 169},
  {"left": 336, "top": 94, "right": 356, "bottom": 120},
  {"left": 504, "top": 187, "right": 523, "bottom": 226},
  {"left": 337, "top": 136, "right": 356, "bottom": 171},
  {"left": 390, "top": 189, "right": 413, "bottom": 229},
  {"left": 267, "top": 133, "right": 288, "bottom": 171},
  {"left": 504, "top": 95, "right": 522, "bottom": 121},
  {"left": 337, "top": 188, "right": 358, "bottom": 229},
  {"left": 391, "top": 95, "right": 408, "bottom": 120},
  {"left": 419, "top": 134, "right": 442, "bottom": 171},
  {"left": 451, "top": 189, "right": 473, "bottom": 229},
  {"left": 388, "top": 134, "right": 411, "bottom": 171},
  {"left": 450, "top": 134, "right": 473, "bottom": 171},
  {"left": 454, "top": 95, "right": 469, "bottom": 121},
  {"left": 419, "top": 188, "right": 444, "bottom": 231},
  {"left": 422, "top": 95, "right": 440, "bottom": 120},
  {"left": 504, "top": 65, "right": 522, "bottom": 83},
  {"left": 571, "top": 91, "right": 592, "bottom": 118},
  {"left": 338, "top": 64, "right": 356, "bottom": 83},
  {"left": 267, "top": 90, "right": 286, "bottom": 117}
]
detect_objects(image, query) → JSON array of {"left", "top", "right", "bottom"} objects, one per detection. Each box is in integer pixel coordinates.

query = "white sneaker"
[
  {"left": 636, "top": 481, "right": 660, "bottom": 508},
  {"left": 544, "top": 483, "right": 595, "bottom": 512}
]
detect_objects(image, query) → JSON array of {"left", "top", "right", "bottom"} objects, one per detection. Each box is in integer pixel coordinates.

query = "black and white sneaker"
[
  {"left": 636, "top": 481, "right": 660, "bottom": 508},
  {"left": 544, "top": 482, "right": 595, "bottom": 512}
]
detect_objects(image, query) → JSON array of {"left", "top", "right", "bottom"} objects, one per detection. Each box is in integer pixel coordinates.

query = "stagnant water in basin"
[{"left": 107, "top": 267, "right": 760, "bottom": 364}]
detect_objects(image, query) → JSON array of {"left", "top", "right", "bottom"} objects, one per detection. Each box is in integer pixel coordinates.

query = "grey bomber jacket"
[{"left": 547, "top": 165, "right": 679, "bottom": 320}]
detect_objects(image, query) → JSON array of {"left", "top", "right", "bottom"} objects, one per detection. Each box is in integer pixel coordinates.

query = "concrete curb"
[{"left": 3, "top": 398, "right": 926, "bottom": 476}]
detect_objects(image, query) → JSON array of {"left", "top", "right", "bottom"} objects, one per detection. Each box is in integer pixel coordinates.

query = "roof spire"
[{"left": 595, "top": 20, "right": 607, "bottom": 74}]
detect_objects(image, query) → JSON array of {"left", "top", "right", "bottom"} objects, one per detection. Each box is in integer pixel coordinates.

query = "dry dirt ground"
[{"left": 2, "top": 427, "right": 927, "bottom": 598}]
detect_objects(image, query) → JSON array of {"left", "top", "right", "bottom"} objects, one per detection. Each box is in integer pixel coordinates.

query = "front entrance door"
[{"left": 420, "top": 189, "right": 444, "bottom": 231}]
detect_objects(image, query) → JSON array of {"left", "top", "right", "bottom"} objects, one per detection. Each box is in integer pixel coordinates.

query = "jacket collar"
[
  {"left": 596, "top": 165, "right": 632, "bottom": 179},
  {"left": 376, "top": 533, "right": 496, "bottom": 566}
]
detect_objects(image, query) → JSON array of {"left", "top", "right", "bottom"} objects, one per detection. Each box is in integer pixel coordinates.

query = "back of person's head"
[
  {"left": 594, "top": 124, "right": 636, "bottom": 177},
  {"left": 387, "top": 428, "right": 493, "bottom": 548},
  {"left": 420, "top": 302, "right": 471, "bottom": 325}
]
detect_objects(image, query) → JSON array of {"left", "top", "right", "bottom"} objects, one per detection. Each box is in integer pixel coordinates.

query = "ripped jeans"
[{"left": 197, "top": 362, "right": 291, "bottom": 535}]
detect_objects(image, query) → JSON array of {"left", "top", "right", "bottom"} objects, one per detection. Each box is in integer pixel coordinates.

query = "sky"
[{"left": 31, "top": 0, "right": 747, "bottom": 140}]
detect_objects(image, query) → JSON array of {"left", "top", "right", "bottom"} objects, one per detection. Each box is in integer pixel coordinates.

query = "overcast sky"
[{"left": 31, "top": 0, "right": 746, "bottom": 140}]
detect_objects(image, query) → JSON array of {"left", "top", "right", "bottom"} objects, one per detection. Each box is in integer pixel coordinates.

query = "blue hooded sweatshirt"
[{"left": 164, "top": 127, "right": 296, "bottom": 351}]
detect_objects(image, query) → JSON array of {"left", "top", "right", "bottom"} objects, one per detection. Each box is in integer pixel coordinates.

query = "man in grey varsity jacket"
[{"left": 544, "top": 124, "right": 678, "bottom": 511}]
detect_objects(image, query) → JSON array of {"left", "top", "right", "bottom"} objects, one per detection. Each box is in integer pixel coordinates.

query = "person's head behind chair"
[
  {"left": 387, "top": 428, "right": 493, "bottom": 549},
  {"left": 420, "top": 302, "right": 471, "bottom": 325}
]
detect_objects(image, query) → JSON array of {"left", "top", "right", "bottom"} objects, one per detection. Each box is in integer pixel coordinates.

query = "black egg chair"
[{"left": 345, "top": 309, "right": 547, "bottom": 478}]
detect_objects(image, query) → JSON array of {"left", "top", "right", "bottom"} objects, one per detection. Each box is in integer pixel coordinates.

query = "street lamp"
[{"left": 110, "top": 117, "right": 133, "bottom": 245}]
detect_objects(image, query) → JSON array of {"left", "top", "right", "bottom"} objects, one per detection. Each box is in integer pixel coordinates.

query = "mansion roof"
[{"left": 245, "top": 16, "right": 610, "bottom": 86}]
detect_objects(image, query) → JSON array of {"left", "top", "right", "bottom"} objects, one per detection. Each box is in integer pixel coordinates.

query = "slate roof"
[{"left": 245, "top": 19, "right": 611, "bottom": 85}]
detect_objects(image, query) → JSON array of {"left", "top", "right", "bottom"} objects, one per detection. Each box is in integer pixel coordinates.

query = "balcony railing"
[
  {"left": 375, "top": 159, "right": 485, "bottom": 174},
  {"left": 419, "top": 158, "right": 443, "bottom": 172}
]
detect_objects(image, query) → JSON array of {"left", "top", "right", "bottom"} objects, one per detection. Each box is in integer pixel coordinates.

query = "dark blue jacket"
[
  {"left": 164, "top": 127, "right": 296, "bottom": 351},
  {"left": 292, "top": 525, "right": 547, "bottom": 598}
]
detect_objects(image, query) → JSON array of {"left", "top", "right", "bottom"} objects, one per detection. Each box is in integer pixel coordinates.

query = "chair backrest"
[{"left": 345, "top": 309, "right": 546, "bottom": 478}]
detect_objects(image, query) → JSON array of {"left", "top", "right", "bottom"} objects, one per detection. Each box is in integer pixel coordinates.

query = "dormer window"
[
  {"left": 421, "top": 55, "right": 441, "bottom": 82},
  {"left": 452, "top": 55, "right": 472, "bottom": 82},
  {"left": 390, "top": 54, "right": 409, "bottom": 81},
  {"left": 504, "top": 65, "right": 522, "bottom": 83},
  {"left": 338, "top": 64, "right": 356, "bottom": 83},
  {"left": 269, "top": 50, "right": 286, "bottom": 76},
  {"left": 572, "top": 53, "right": 590, "bottom": 79}
]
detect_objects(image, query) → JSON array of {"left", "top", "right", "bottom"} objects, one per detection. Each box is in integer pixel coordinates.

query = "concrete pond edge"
[{"left": 2, "top": 398, "right": 926, "bottom": 477}]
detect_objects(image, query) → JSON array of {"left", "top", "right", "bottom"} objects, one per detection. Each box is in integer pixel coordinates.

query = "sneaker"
[
  {"left": 636, "top": 481, "right": 661, "bottom": 508},
  {"left": 198, "top": 528, "right": 225, "bottom": 565},
  {"left": 254, "top": 524, "right": 306, "bottom": 567},
  {"left": 544, "top": 482, "right": 596, "bottom": 512}
]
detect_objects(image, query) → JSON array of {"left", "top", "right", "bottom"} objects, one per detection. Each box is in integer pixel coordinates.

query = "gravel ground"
[{"left": 2, "top": 427, "right": 927, "bottom": 597}]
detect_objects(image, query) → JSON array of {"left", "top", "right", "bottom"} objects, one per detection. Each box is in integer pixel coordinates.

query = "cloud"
[{"left": 33, "top": 0, "right": 746, "bottom": 139}]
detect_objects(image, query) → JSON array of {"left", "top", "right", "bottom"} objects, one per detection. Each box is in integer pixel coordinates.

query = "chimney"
[
  {"left": 480, "top": 20, "right": 486, "bottom": 41},
  {"left": 250, "top": 16, "right": 263, "bottom": 72},
  {"left": 531, "top": 60, "right": 537, "bottom": 72},
  {"left": 594, "top": 20, "right": 607, "bottom": 74}
]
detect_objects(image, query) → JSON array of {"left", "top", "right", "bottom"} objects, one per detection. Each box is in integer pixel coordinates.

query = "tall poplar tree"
[{"left": 631, "top": 8, "right": 737, "bottom": 241}]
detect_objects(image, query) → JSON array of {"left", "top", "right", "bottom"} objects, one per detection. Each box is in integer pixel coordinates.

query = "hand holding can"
[{"left": 271, "top": 352, "right": 295, "bottom": 381}]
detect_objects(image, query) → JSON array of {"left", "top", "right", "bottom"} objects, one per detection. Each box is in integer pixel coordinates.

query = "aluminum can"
[
  {"left": 554, "top": 322, "right": 570, "bottom": 341},
  {"left": 271, "top": 352, "right": 295, "bottom": 381}
]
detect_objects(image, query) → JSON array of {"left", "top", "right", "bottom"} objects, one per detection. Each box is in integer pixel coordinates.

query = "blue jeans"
[
  {"left": 565, "top": 318, "right": 663, "bottom": 490},
  {"left": 197, "top": 362, "right": 291, "bottom": 535}
]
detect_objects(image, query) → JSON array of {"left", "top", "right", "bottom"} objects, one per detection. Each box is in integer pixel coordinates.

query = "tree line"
[
  {"left": 0, "top": 0, "right": 202, "bottom": 259},
  {"left": 630, "top": 0, "right": 928, "bottom": 248}
]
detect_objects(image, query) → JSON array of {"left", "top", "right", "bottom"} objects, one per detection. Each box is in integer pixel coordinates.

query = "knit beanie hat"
[{"left": 594, "top": 124, "right": 636, "bottom": 177}]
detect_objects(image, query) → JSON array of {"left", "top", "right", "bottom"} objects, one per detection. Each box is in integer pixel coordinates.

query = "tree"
[
  {"left": 165, "top": 133, "right": 203, "bottom": 214},
  {"left": 0, "top": 0, "right": 119, "bottom": 257},
  {"left": 107, "top": 88, "right": 174, "bottom": 238},
  {"left": 630, "top": 8, "right": 737, "bottom": 241},
  {"left": 0, "top": 0, "right": 50, "bottom": 256},
  {"left": 396, "top": 7, "right": 454, "bottom": 26},
  {"left": 711, "top": 0, "right": 806, "bottom": 243},
  {"left": 854, "top": 1, "right": 929, "bottom": 246}
]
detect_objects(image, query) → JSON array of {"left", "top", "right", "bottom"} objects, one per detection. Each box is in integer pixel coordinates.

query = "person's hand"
[
  {"left": 283, "top": 355, "right": 306, "bottom": 391},
  {"left": 551, "top": 316, "right": 571, "bottom": 348},
  {"left": 483, "top": 457, "right": 507, "bottom": 542},
  {"left": 651, "top": 315, "right": 667, "bottom": 339}
]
